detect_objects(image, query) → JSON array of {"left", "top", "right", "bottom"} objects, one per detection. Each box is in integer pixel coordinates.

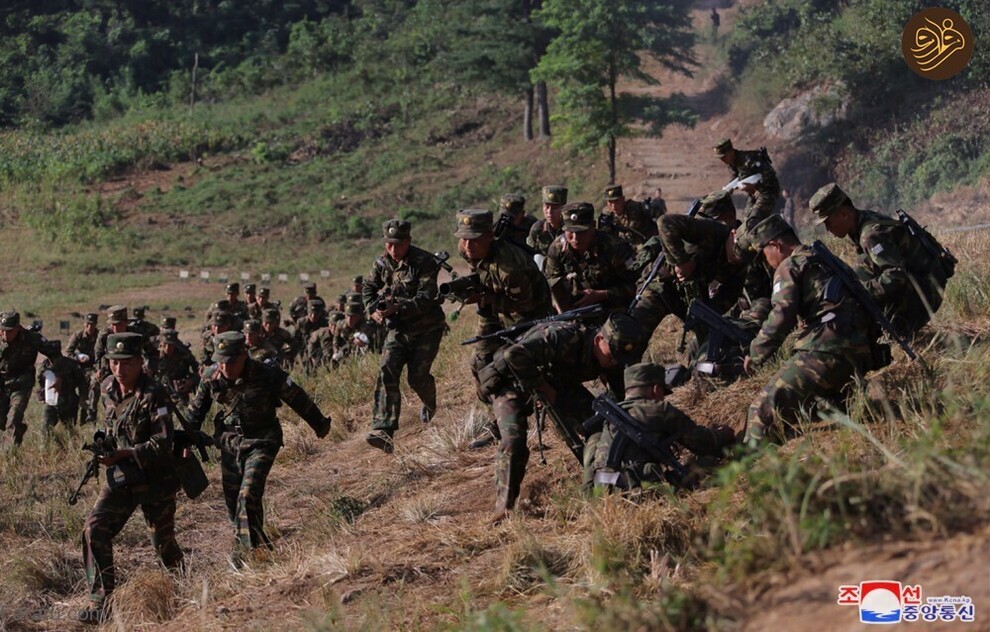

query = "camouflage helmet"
[
  {"left": 106, "top": 332, "right": 143, "bottom": 360},
  {"left": 213, "top": 331, "right": 247, "bottom": 360},
  {"left": 455, "top": 209, "right": 494, "bottom": 239},
  {"left": 382, "top": 219, "right": 412, "bottom": 243},
  {"left": 561, "top": 202, "right": 595, "bottom": 232},
  {"left": 604, "top": 184, "right": 624, "bottom": 201},
  {"left": 809, "top": 182, "right": 852, "bottom": 224},
  {"left": 0, "top": 311, "right": 19, "bottom": 330},
  {"left": 697, "top": 190, "right": 736, "bottom": 220},
  {"left": 624, "top": 362, "right": 665, "bottom": 389},
  {"left": 749, "top": 214, "right": 796, "bottom": 250},
  {"left": 600, "top": 313, "right": 643, "bottom": 366}
]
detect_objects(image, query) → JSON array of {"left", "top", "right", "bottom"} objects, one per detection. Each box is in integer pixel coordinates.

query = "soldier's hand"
[
  {"left": 573, "top": 289, "right": 607, "bottom": 308},
  {"left": 674, "top": 260, "right": 697, "bottom": 282},
  {"left": 370, "top": 311, "right": 385, "bottom": 324},
  {"left": 98, "top": 448, "right": 133, "bottom": 466},
  {"left": 743, "top": 355, "right": 753, "bottom": 374}
]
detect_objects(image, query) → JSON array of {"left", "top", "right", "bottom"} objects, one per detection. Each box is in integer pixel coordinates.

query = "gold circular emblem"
[
  {"left": 460, "top": 216, "right": 471, "bottom": 225},
  {"left": 901, "top": 8, "right": 973, "bottom": 80},
  {"left": 218, "top": 342, "right": 226, "bottom": 349}
]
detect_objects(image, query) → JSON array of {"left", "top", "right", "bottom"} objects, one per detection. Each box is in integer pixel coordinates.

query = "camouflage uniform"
[
  {"left": 496, "top": 193, "right": 538, "bottom": 252},
  {"left": 187, "top": 332, "right": 330, "bottom": 557},
  {"left": 599, "top": 185, "right": 659, "bottom": 249},
  {"left": 292, "top": 301, "right": 328, "bottom": 367},
  {"left": 156, "top": 331, "right": 200, "bottom": 406},
  {"left": 68, "top": 315, "right": 100, "bottom": 422},
  {"left": 247, "top": 289, "right": 280, "bottom": 322},
  {"left": 0, "top": 312, "right": 59, "bottom": 446},
  {"left": 200, "top": 311, "right": 237, "bottom": 366},
  {"left": 715, "top": 139, "right": 780, "bottom": 251},
  {"left": 526, "top": 185, "right": 568, "bottom": 256},
  {"left": 328, "top": 307, "right": 382, "bottom": 367},
  {"left": 95, "top": 307, "right": 160, "bottom": 380},
  {"left": 362, "top": 220, "right": 445, "bottom": 444},
  {"left": 36, "top": 349, "right": 87, "bottom": 434},
  {"left": 82, "top": 333, "right": 182, "bottom": 608},
  {"left": 544, "top": 203, "right": 637, "bottom": 314},
  {"left": 476, "top": 314, "right": 642, "bottom": 512},
  {"left": 129, "top": 308, "right": 161, "bottom": 343},
  {"left": 810, "top": 183, "right": 947, "bottom": 337},
  {"left": 744, "top": 216, "right": 873, "bottom": 445},
  {"left": 261, "top": 308, "right": 297, "bottom": 368},
  {"left": 289, "top": 283, "right": 323, "bottom": 322}
]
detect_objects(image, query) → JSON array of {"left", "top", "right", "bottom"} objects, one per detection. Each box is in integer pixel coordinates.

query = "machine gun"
[
  {"left": 367, "top": 287, "right": 399, "bottom": 330},
  {"left": 461, "top": 303, "right": 605, "bottom": 346},
  {"left": 896, "top": 209, "right": 957, "bottom": 279},
  {"left": 810, "top": 240, "right": 917, "bottom": 362},
  {"left": 584, "top": 394, "right": 690, "bottom": 489},
  {"left": 439, "top": 273, "right": 482, "bottom": 303},
  {"left": 683, "top": 299, "right": 755, "bottom": 376},
  {"left": 67, "top": 430, "right": 117, "bottom": 505},
  {"left": 629, "top": 198, "right": 701, "bottom": 311}
]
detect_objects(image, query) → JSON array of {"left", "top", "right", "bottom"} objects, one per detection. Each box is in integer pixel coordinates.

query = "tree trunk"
[
  {"left": 608, "top": 64, "right": 617, "bottom": 182},
  {"left": 608, "top": 135, "right": 616, "bottom": 183},
  {"left": 523, "top": 85, "right": 534, "bottom": 141},
  {"left": 536, "top": 81, "right": 550, "bottom": 137}
]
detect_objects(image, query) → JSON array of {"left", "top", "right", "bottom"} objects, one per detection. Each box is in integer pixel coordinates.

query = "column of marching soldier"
[{"left": 0, "top": 137, "right": 955, "bottom": 623}]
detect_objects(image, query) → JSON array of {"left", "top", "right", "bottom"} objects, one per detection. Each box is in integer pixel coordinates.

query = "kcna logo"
[
  {"left": 837, "top": 580, "right": 976, "bottom": 624},
  {"left": 901, "top": 8, "right": 974, "bottom": 79}
]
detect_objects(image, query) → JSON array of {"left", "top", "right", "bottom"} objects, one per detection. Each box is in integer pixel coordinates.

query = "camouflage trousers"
[
  {"left": 372, "top": 328, "right": 443, "bottom": 433},
  {"left": 745, "top": 350, "right": 860, "bottom": 445},
  {"left": 42, "top": 395, "right": 81, "bottom": 434},
  {"left": 221, "top": 441, "right": 279, "bottom": 552},
  {"left": 491, "top": 386, "right": 596, "bottom": 512},
  {"left": 629, "top": 279, "right": 688, "bottom": 359},
  {"left": 85, "top": 370, "right": 103, "bottom": 423},
  {"left": 0, "top": 373, "right": 35, "bottom": 446},
  {"left": 82, "top": 483, "right": 182, "bottom": 604}
]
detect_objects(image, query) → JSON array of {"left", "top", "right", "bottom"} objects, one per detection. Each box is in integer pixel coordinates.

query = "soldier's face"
[
  {"left": 565, "top": 229, "right": 595, "bottom": 253},
  {"left": 823, "top": 207, "right": 855, "bottom": 238},
  {"left": 84, "top": 323, "right": 97, "bottom": 335},
  {"left": 543, "top": 203, "right": 562, "bottom": 226},
  {"left": 161, "top": 343, "right": 174, "bottom": 356},
  {"left": 460, "top": 233, "right": 493, "bottom": 260},
  {"left": 110, "top": 357, "right": 142, "bottom": 389},
  {"left": 227, "top": 292, "right": 238, "bottom": 302},
  {"left": 111, "top": 321, "right": 127, "bottom": 333},
  {"left": 385, "top": 239, "right": 411, "bottom": 261},
  {"left": 719, "top": 150, "right": 734, "bottom": 166},
  {"left": 262, "top": 321, "right": 276, "bottom": 333},
  {"left": 346, "top": 315, "right": 361, "bottom": 328},
  {"left": 763, "top": 242, "right": 786, "bottom": 269},
  {"left": 245, "top": 331, "right": 260, "bottom": 346},
  {"left": 218, "top": 353, "right": 247, "bottom": 380},
  {"left": 606, "top": 198, "right": 625, "bottom": 214},
  {"left": 0, "top": 327, "right": 18, "bottom": 342}
]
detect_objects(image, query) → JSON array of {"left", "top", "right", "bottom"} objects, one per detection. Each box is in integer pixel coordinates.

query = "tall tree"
[{"left": 532, "top": 0, "right": 696, "bottom": 181}]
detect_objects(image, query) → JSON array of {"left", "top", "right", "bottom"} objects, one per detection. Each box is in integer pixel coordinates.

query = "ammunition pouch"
[{"left": 174, "top": 452, "right": 209, "bottom": 499}]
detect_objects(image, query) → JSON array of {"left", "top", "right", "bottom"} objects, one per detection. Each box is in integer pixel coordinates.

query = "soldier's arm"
[
  {"left": 501, "top": 326, "right": 568, "bottom": 391},
  {"left": 66, "top": 332, "right": 80, "bottom": 355},
  {"left": 491, "top": 265, "right": 544, "bottom": 316},
  {"left": 659, "top": 215, "right": 725, "bottom": 265},
  {"left": 185, "top": 371, "right": 214, "bottom": 428},
  {"left": 605, "top": 238, "right": 637, "bottom": 302},
  {"left": 655, "top": 401, "right": 726, "bottom": 457},
  {"left": 749, "top": 258, "right": 801, "bottom": 367},
  {"left": 526, "top": 221, "right": 542, "bottom": 250},
  {"left": 132, "top": 388, "right": 175, "bottom": 471},
  {"left": 362, "top": 259, "right": 386, "bottom": 315},
  {"left": 277, "top": 370, "right": 330, "bottom": 435},
  {"left": 860, "top": 225, "right": 913, "bottom": 303}
]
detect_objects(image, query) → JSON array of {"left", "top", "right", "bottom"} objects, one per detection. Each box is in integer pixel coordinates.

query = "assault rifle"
[
  {"left": 683, "top": 299, "right": 755, "bottom": 376},
  {"left": 810, "top": 240, "right": 917, "bottom": 361},
  {"left": 461, "top": 303, "right": 605, "bottom": 346},
  {"left": 896, "top": 209, "right": 957, "bottom": 279},
  {"left": 439, "top": 273, "right": 482, "bottom": 303},
  {"left": 532, "top": 387, "right": 584, "bottom": 464},
  {"left": 629, "top": 198, "right": 701, "bottom": 311},
  {"left": 67, "top": 430, "right": 117, "bottom": 505},
  {"left": 493, "top": 212, "right": 541, "bottom": 256},
  {"left": 584, "top": 394, "right": 690, "bottom": 489}
]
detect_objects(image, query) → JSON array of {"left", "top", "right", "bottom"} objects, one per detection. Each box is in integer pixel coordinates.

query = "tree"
[{"left": 532, "top": 0, "right": 697, "bottom": 181}]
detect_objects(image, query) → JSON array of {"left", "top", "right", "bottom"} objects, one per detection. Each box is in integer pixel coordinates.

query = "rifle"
[
  {"left": 532, "top": 389, "right": 584, "bottom": 464},
  {"left": 896, "top": 209, "right": 957, "bottom": 279},
  {"left": 367, "top": 286, "right": 398, "bottom": 330},
  {"left": 493, "top": 213, "right": 541, "bottom": 256},
  {"left": 586, "top": 394, "right": 690, "bottom": 488},
  {"left": 810, "top": 240, "right": 917, "bottom": 361},
  {"left": 433, "top": 250, "right": 455, "bottom": 275},
  {"left": 629, "top": 198, "right": 701, "bottom": 311},
  {"left": 439, "top": 273, "right": 482, "bottom": 303},
  {"left": 461, "top": 303, "right": 605, "bottom": 346},
  {"left": 683, "top": 299, "right": 755, "bottom": 376},
  {"left": 67, "top": 430, "right": 117, "bottom": 505},
  {"left": 162, "top": 380, "right": 211, "bottom": 463}
]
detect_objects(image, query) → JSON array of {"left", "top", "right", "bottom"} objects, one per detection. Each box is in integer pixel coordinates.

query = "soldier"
[
  {"left": 362, "top": 219, "right": 445, "bottom": 452},
  {"left": 160, "top": 315, "right": 177, "bottom": 331},
  {"left": 292, "top": 298, "right": 328, "bottom": 367},
  {"left": 0, "top": 311, "right": 60, "bottom": 447},
  {"left": 649, "top": 187, "right": 668, "bottom": 219},
  {"left": 742, "top": 215, "right": 874, "bottom": 446},
  {"left": 330, "top": 302, "right": 382, "bottom": 365},
  {"left": 527, "top": 185, "right": 568, "bottom": 257},
  {"left": 350, "top": 277, "right": 364, "bottom": 302},
  {"left": 224, "top": 283, "right": 249, "bottom": 321},
  {"left": 243, "top": 283, "right": 257, "bottom": 311},
  {"left": 598, "top": 184, "right": 659, "bottom": 249},
  {"left": 205, "top": 299, "right": 243, "bottom": 333},
  {"left": 201, "top": 311, "right": 235, "bottom": 366},
  {"left": 810, "top": 182, "right": 948, "bottom": 337},
  {"left": 590, "top": 363, "right": 734, "bottom": 492},
  {"left": 261, "top": 307, "right": 297, "bottom": 368},
  {"left": 544, "top": 202, "right": 637, "bottom": 314},
  {"left": 129, "top": 306, "right": 160, "bottom": 342},
  {"left": 455, "top": 209, "right": 553, "bottom": 449},
  {"left": 476, "top": 313, "right": 643, "bottom": 520},
  {"left": 714, "top": 138, "right": 780, "bottom": 251},
  {"left": 80, "top": 332, "right": 183, "bottom": 623},
  {"left": 326, "top": 293, "right": 347, "bottom": 331},
  {"left": 244, "top": 320, "right": 280, "bottom": 366},
  {"left": 496, "top": 193, "right": 537, "bottom": 251},
  {"left": 157, "top": 329, "right": 199, "bottom": 406},
  {"left": 289, "top": 282, "right": 322, "bottom": 322},
  {"left": 35, "top": 340, "right": 87, "bottom": 436},
  {"left": 69, "top": 313, "right": 100, "bottom": 423},
  {"left": 248, "top": 286, "right": 279, "bottom": 322},
  {"left": 186, "top": 332, "right": 331, "bottom": 567}
]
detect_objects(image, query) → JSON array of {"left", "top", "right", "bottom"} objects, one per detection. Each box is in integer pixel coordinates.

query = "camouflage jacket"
[
  {"left": 487, "top": 321, "right": 604, "bottom": 393},
  {"left": 527, "top": 218, "right": 563, "bottom": 256},
  {"left": 330, "top": 319, "right": 382, "bottom": 363},
  {"left": 247, "top": 300, "right": 280, "bottom": 322},
  {"left": 0, "top": 327, "right": 58, "bottom": 381},
  {"left": 658, "top": 214, "right": 747, "bottom": 310},
  {"left": 292, "top": 315, "right": 329, "bottom": 362},
  {"left": 545, "top": 230, "right": 637, "bottom": 311},
  {"left": 262, "top": 327, "right": 297, "bottom": 366},
  {"left": 850, "top": 209, "right": 946, "bottom": 313},
  {"left": 288, "top": 295, "right": 323, "bottom": 322},
  {"left": 599, "top": 200, "right": 659, "bottom": 248},
  {"left": 100, "top": 372, "right": 176, "bottom": 486},
  {"left": 466, "top": 239, "right": 552, "bottom": 325},
  {"left": 95, "top": 327, "right": 160, "bottom": 378},
  {"left": 362, "top": 245, "right": 445, "bottom": 335},
  {"left": 227, "top": 299, "right": 249, "bottom": 321},
  {"left": 129, "top": 319, "right": 161, "bottom": 342},
  {"left": 158, "top": 344, "right": 199, "bottom": 383},
  {"left": 67, "top": 328, "right": 98, "bottom": 368},
  {"left": 727, "top": 148, "right": 781, "bottom": 201},
  {"left": 248, "top": 339, "right": 281, "bottom": 366},
  {"left": 187, "top": 359, "right": 329, "bottom": 447},
  {"left": 749, "top": 245, "right": 872, "bottom": 367},
  {"left": 500, "top": 214, "right": 538, "bottom": 251},
  {"left": 36, "top": 355, "right": 87, "bottom": 402}
]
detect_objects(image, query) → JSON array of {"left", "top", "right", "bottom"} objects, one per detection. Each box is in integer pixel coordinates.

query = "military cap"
[
  {"left": 308, "top": 298, "right": 327, "bottom": 313},
  {"left": 500, "top": 193, "right": 526, "bottom": 214},
  {"left": 561, "top": 202, "right": 595, "bottom": 232},
  {"left": 750, "top": 214, "right": 796, "bottom": 250},
  {"left": 809, "top": 182, "right": 852, "bottom": 224},
  {"left": 455, "top": 209, "right": 494, "bottom": 239},
  {"left": 225, "top": 282, "right": 240, "bottom": 294},
  {"left": 243, "top": 319, "right": 262, "bottom": 334},
  {"left": 303, "top": 282, "right": 317, "bottom": 293},
  {"left": 336, "top": 293, "right": 348, "bottom": 304},
  {"left": 604, "top": 184, "right": 624, "bottom": 201},
  {"left": 211, "top": 310, "right": 234, "bottom": 327},
  {"left": 600, "top": 313, "right": 643, "bottom": 366},
  {"left": 107, "top": 305, "right": 128, "bottom": 324},
  {"left": 345, "top": 292, "right": 362, "bottom": 304},
  {"left": 160, "top": 329, "right": 179, "bottom": 344},
  {"left": 214, "top": 299, "right": 232, "bottom": 311},
  {"left": 49, "top": 339, "right": 62, "bottom": 354},
  {"left": 84, "top": 313, "right": 99, "bottom": 325},
  {"left": 132, "top": 306, "right": 147, "bottom": 319},
  {"left": 382, "top": 218, "right": 412, "bottom": 243},
  {"left": 698, "top": 190, "right": 736, "bottom": 219},
  {"left": 161, "top": 316, "right": 177, "bottom": 329},
  {"left": 624, "top": 362, "right": 665, "bottom": 389},
  {"left": 542, "top": 185, "right": 568, "bottom": 206},
  {"left": 262, "top": 307, "right": 281, "bottom": 323},
  {"left": 0, "top": 311, "right": 20, "bottom": 330},
  {"left": 213, "top": 331, "right": 247, "bottom": 360},
  {"left": 352, "top": 275, "right": 363, "bottom": 285},
  {"left": 331, "top": 312, "right": 345, "bottom": 324},
  {"left": 714, "top": 138, "right": 733, "bottom": 156},
  {"left": 244, "top": 283, "right": 257, "bottom": 294},
  {"left": 258, "top": 286, "right": 271, "bottom": 297},
  {"left": 106, "top": 332, "right": 144, "bottom": 359},
  {"left": 344, "top": 302, "right": 364, "bottom": 316}
]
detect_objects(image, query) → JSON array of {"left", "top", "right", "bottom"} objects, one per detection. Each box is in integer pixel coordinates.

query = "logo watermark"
[
  {"left": 837, "top": 581, "right": 976, "bottom": 624},
  {"left": 901, "top": 8, "right": 974, "bottom": 80}
]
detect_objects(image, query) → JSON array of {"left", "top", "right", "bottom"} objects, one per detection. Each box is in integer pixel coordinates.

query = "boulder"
[{"left": 764, "top": 82, "right": 849, "bottom": 141}]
